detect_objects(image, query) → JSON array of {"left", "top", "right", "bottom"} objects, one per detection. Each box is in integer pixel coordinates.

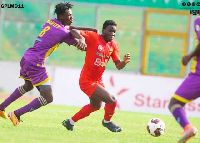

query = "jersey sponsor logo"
[
  {"left": 98, "top": 45, "right": 103, "bottom": 51},
  {"left": 94, "top": 58, "right": 108, "bottom": 67},
  {"left": 107, "top": 44, "right": 114, "bottom": 55},
  {"left": 110, "top": 48, "right": 113, "bottom": 55},
  {"left": 96, "top": 52, "right": 109, "bottom": 59}
]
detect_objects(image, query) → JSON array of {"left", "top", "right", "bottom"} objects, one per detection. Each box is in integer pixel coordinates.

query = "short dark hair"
[
  {"left": 102, "top": 20, "right": 117, "bottom": 29},
  {"left": 54, "top": 2, "right": 73, "bottom": 15}
]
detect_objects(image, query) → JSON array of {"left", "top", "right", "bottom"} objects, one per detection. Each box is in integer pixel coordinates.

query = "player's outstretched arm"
[
  {"left": 70, "top": 29, "right": 87, "bottom": 51},
  {"left": 69, "top": 26, "right": 98, "bottom": 33},
  {"left": 115, "top": 53, "right": 131, "bottom": 70},
  {"left": 182, "top": 41, "right": 200, "bottom": 66}
]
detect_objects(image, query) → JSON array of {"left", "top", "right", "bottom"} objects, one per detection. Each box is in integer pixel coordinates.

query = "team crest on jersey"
[
  {"left": 107, "top": 44, "right": 113, "bottom": 55},
  {"left": 98, "top": 45, "right": 103, "bottom": 51},
  {"left": 110, "top": 48, "right": 113, "bottom": 55}
]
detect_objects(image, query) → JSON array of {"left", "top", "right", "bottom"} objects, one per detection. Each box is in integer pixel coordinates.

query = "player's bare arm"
[
  {"left": 69, "top": 26, "right": 98, "bottom": 33},
  {"left": 182, "top": 41, "right": 200, "bottom": 66},
  {"left": 70, "top": 29, "right": 87, "bottom": 51},
  {"left": 115, "top": 53, "right": 131, "bottom": 70}
]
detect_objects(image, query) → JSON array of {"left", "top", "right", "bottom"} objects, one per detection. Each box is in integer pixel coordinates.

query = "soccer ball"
[{"left": 147, "top": 118, "right": 165, "bottom": 137}]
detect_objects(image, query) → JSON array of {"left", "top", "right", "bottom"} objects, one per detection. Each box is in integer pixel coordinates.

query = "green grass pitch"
[{"left": 0, "top": 99, "right": 199, "bottom": 143}]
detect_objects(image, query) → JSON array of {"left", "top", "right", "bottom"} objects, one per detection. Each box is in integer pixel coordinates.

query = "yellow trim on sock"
[
  {"left": 19, "top": 86, "right": 26, "bottom": 94},
  {"left": 18, "top": 86, "right": 24, "bottom": 95},
  {"left": 39, "top": 97, "right": 46, "bottom": 106},
  {"left": 18, "top": 87, "right": 24, "bottom": 95},
  {"left": 170, "top": 104, "right": 182, "bottom": 113},
  {"left": 41, "top": 97, "right": 47, "bottom": 105},
  {"left": 38, "top": 97, "right": 44, "bottom": 106},
  {"left": 172, "top": 94, "right": 193, "bottom": 103},
  {"left": 18, "top": 86, "right": 26, "bottom": 94},
  {"left": 33, "top": 77, "right": 50, "bottom": 87}
]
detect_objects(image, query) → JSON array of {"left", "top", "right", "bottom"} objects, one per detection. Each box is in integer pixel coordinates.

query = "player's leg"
[
  {"left": 92, "top": 85, "right": 121, "bottom": 132},
  {"left": 0, "top": 57, "right": 33, "bottom": 119},
  {"left": 8, "top": 61, "right": 53, "bottom": 126},
  {"left": 63, "top": 98, "right": 102, "bottom": 131},
  {"left": 71, "top": 97, "right": 102, "bottom": 122},
  {"left": 0, "top": 80, "right": 33, "bottom": 119},
  {"left": 8, "top": 81, "right": 52, "bottom": 126},
  {"left": 168, "top": 98, "right": 190, "bottom": 129},
  {"left": 168, "top": 74, "right": 198, "bottom": 142},
  {"left": 62, "top": 79, "right": 103, "bottom": 131},
  {"left": 168, "top": 98, "right": 197, "bottom": 143}
]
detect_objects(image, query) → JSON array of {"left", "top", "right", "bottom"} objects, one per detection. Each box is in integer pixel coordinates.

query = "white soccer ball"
[{"left": 147, "top": 118, "right": 165, "bottom": 137}]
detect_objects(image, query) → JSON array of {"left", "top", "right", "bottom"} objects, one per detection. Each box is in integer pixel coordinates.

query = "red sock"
[
  {"left": 71, "top": 104, "right": 100, "bottom": 122},
  {"left": 104, "top": 100, "right": 117, "bottom": 121}
]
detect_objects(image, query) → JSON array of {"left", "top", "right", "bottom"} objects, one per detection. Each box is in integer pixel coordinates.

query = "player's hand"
[
  {"left": 75, "top": 38, "right": 87, "bottom": 51},
  {"left": 182, "top": 55, "right": 191, "bottom": 66},
  {"left": 123, "top": 53, "right": 131, "bottom": 64}
]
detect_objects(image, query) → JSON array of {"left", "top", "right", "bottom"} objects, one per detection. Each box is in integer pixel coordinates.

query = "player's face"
[
  {"left": 61, "top": 9, "right": 73, "bottom": 26},
  {"left": 102, "top": 25, "right": 116, "bottom": 42}
]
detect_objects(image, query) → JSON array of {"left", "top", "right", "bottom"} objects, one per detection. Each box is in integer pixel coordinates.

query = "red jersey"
[{"left": 80, "top": 31, "right": 121, "bottom": 81}]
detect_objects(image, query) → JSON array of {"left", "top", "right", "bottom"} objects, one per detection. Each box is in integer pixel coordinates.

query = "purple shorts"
[
  {"left": 173, "top": 73, "right": 200, "bottom": 103},
  {"left": 19, "top": 57, "right": 50, "bottom": 87}
]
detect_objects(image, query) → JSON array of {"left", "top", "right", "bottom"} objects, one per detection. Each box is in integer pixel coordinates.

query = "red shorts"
[{"left": 79, "top": 76, "right": 105, "bottom": 97}]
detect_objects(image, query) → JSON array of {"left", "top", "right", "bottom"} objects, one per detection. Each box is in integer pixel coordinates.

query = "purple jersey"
[
  {"left": 190, "top": 17, "right": 200, "bottom": 75},
  {"left": 172, "top": 18, "right": 200, "bottom": 103},
  {"left": 23, "top": 18, "right": 77, "bottom": 66},
  {"left": 173, "top": 73, "right": 200, "bottom": 102}
]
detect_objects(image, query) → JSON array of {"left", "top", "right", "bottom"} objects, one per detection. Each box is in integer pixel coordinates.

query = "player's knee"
[
  {"left": 107, "top": 95, "right": 116, "bottom": 103},
  {"left": 37, "top": 85, "right": 51, "bottom": 92},
  {"left": 111, "top": 95, "right": 116, "bottom": 101},
  {"left": 168, "top": 99, "right": 173, "bottom": 110},
  {"left": 90, "top": 106, "right": 100, "bottom": 112},
  {"left": 46, "top": 95, "right": 53, "bottom": 103},
  {"left": 39, "top": 86, "right": 53, "bottom": 104},
  {"left": 41, "top": 94, "right": 53, "bottom": 104},
  {"left": 168, "top": 97, "right": 183, "bottom": 111},
  {"left": 168, "top": 103, "right": 172, "bottom": 111},
  {"left": 90, "top": 102, "right": 102, "bottom": 108},
  {"left": 169, "top": 103, "right": 183, "bottom": 113},
  {"left": 23, "top": 84, "right": 33, "bottom": 92},
  {"left": 168, "top": 98, "right": 185, "bottom": 113}
]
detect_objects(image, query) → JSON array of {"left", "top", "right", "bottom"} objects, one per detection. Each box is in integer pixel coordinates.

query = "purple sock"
[
  {"left": 15, "top": 96, "right": 48, "bottom": 117},
  {"left": 0, "top": 86, "right": 26, "bottom": 110},
  {"left": 172, "top": 107, "right": 190, "bottom": 128}
]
